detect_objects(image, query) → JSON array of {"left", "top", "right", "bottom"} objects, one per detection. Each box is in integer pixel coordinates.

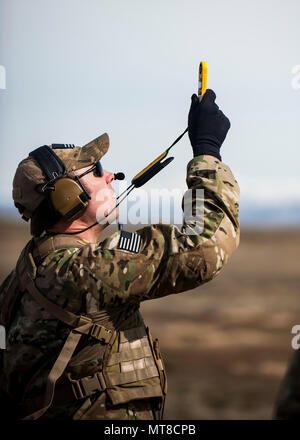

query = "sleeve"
[{"left": 71, "top": 155, "right": 240, "bottom": 308}]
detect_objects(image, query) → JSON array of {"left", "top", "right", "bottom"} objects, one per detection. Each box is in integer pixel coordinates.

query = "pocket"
[
  {"left": 74, "top": 392, "right": 128, "bottom": 420},
  {"left": 66, "top": 344, "right": 105, "bottom": 379}
]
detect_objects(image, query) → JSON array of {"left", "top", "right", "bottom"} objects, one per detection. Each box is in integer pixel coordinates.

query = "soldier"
[{"left": 0, "top": 89, "right": 240, "bottom": 420}]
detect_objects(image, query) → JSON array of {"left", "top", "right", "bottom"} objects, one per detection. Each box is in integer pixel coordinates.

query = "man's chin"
[{"left": 103, "top": 206, "right": 119, "bottom": 224}]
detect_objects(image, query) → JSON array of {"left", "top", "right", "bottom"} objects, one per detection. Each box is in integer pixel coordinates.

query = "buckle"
[
  {"left": 76, "top": 316, "right": 112, "bottom": 344},
  {"left": 90, "top": 324, "right": 112, "bottom": 343},
  {"left": 67, "top": 372, "right": 106, "bottom": 400}
]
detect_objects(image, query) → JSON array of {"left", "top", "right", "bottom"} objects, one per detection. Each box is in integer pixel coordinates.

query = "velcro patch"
[
  {"left": 52, "top": 144, "right": 75, "bottom": 149},
  {"left": 118, "top": 231, "right": 141, "bottom": 253}
]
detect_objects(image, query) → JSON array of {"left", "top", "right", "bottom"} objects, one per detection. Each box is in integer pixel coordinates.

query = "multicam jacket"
[{"left": 0, "top": 155, "right": 240, "bottom": 420}]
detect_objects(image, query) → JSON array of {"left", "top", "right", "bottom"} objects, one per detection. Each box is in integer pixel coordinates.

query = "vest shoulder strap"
[{"left": 34, "top": 234, "right": 90, "bottom": 261}]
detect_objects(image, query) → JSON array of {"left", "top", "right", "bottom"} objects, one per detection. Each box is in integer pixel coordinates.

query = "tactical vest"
[{"left": 0, "top": 235, "right": 167, "bottom": 420}]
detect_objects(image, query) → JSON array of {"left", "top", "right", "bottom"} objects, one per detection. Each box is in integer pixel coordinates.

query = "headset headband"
[
  {"left": 29, "top": 145, "right": 66, "bottom": 182},
  {"left": 29, "top": 145, "right": 91, "bottom": 222}
]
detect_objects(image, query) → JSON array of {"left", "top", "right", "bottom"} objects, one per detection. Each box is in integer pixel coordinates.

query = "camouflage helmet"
[{"left": 12, "top": 133, "right": 109, "bottom": 236}]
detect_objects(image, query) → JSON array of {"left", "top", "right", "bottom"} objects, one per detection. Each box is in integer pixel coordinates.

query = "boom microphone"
[{"left": 114, "top": 172, "right": 125, "bottom": 180}]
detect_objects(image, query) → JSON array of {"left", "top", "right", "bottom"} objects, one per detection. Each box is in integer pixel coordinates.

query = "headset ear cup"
[{"left": 50, "top": 177, "right": 89, "bottom": 221}]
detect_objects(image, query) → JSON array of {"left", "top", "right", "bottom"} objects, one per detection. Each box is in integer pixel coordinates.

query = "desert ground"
[{"left": 1, "top": 218, "right": 300, "bottom": 419}]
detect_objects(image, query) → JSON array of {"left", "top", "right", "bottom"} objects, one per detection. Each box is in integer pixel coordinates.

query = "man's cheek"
[{"left": 95, "top": 188, "right": 114, "bottom": 224}]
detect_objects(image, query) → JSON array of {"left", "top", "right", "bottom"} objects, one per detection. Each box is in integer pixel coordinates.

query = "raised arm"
[{"left": 69, "top": 90, "right": 240, "bottom": 307}]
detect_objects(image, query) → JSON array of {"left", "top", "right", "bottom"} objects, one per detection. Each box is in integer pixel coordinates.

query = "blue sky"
[{"left": 0, "top": 0, "right": 299, "bottom": 225}]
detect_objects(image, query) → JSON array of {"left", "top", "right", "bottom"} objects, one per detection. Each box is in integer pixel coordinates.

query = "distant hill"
[{"left": 239, "top": 203, "right": 300, "bottom": 226}]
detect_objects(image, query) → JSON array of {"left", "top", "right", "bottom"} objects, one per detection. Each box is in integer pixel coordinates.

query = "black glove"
[{"left": 188, "top": 89, "right": 231, "bottom": 161}]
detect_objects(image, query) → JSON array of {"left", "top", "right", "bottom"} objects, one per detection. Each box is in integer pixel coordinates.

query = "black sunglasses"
[
  {"left": 77, "top": 160, "right": 103, "bottom": 179},
  {"left": 72, "top": 161, "right": 104, "bottom": 202}
]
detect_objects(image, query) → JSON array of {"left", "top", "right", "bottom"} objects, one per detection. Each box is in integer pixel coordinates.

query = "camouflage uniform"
[{"left": 0, "top": 135, "right": 240, "bottom": 420}]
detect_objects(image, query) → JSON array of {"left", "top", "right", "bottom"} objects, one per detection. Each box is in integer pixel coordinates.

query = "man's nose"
[{"left": 104, "top": 170, "right": 114, "bottom": 184}]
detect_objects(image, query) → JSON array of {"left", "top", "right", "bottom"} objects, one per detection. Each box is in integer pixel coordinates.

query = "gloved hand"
[{"left": 188, "top": 89, "right": 231, "bottom": 161}]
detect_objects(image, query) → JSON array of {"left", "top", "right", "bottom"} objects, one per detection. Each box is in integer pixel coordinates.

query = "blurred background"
[{"left": 1, "top": 0, "right": 300, "bottom": 419}]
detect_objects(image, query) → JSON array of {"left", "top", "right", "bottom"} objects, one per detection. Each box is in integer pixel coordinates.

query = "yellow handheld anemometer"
[
  {"left": 198, "top": 61, "right": 208, "bottom": 98},
  {"left": 127, "top": 62, "right": 208, "bottom": 191}
]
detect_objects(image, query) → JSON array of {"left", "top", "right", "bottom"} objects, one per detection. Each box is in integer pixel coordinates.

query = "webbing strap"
[
  {"left": 68, "top": 366, "right": 161, "bottom": 399},
  {"left": 35, "top": 235, "right": 89, "bottom": 260},
  {"left": 107, "top": 365, "right": 159, "bottom": 387},
  {"left": 22, "top": 328, "right": 83, "bottom": 420},
  {"left": 106, "top": 345, "right": 152, "bottom": 366}
]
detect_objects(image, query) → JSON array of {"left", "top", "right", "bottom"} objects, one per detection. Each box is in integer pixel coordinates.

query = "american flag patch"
[{"left": 118, "top": 231, "right": 141, "bottom": 253}]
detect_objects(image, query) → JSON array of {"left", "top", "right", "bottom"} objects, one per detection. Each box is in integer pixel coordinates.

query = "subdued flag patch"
[
  {"left": 117, "top": 231, "right": 141, "bottom": 253},
  {"left": 0, "top": 325, "right": 6, "bottom": 350}
]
